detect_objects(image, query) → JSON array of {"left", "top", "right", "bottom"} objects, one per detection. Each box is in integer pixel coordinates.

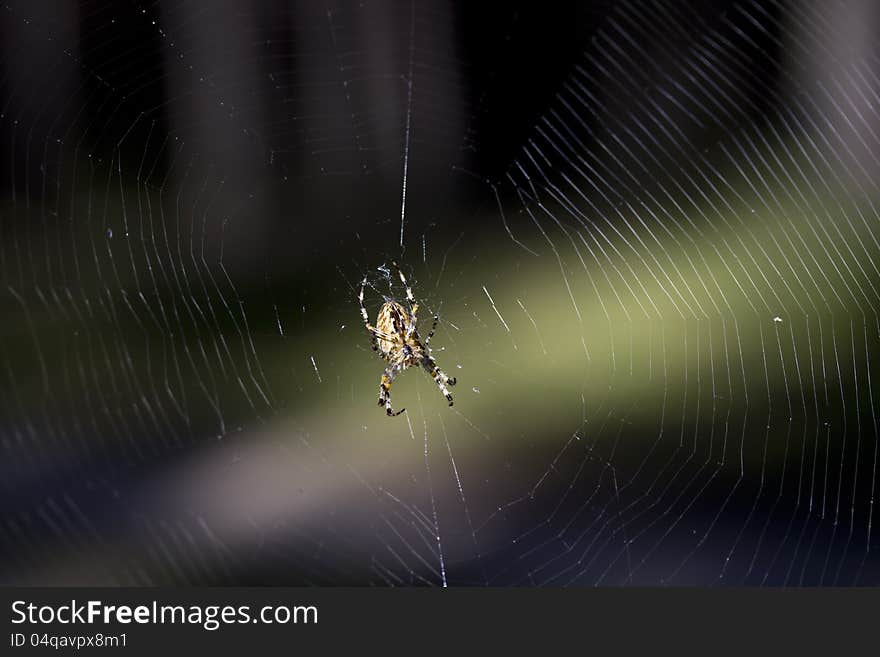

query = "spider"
[{"left": 359, "top": 262, "right": 456, "bottom": 416}]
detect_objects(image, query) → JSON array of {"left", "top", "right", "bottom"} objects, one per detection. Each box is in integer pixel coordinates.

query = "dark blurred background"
[{"left": 1, "top": 0, "right": 879, "bottom": 585}]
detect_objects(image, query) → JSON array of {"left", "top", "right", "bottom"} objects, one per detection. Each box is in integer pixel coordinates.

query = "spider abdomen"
[{"left": 376, "top": 300, "right": 412, "bottom": 356}]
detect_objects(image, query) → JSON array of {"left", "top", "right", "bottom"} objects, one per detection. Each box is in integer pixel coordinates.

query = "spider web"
[{"left": 1, "top": 0, "right": 878, "bottom": 586}]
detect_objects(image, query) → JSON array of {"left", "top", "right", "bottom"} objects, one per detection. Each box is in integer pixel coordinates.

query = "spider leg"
[
  {"left": 369, "top": 326, "right": 398, "bottom": 343},
  {"left": 422, "top": 357, "right": 457, "bottom": 406},
  {"left": 393, "top": 261, "right": 419, "bottom": 333},
  {"left": 379, "top": 363, "right": 405, "bottom": 416},
  {"left": 423, "top": 313, "right": 439, "bottom": 344},
  {"left": 358, "top": 278, "right": 377, "bottom": 350},
  {"left": 393, "top": 261, "right": 416, "bottom": 305}
]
